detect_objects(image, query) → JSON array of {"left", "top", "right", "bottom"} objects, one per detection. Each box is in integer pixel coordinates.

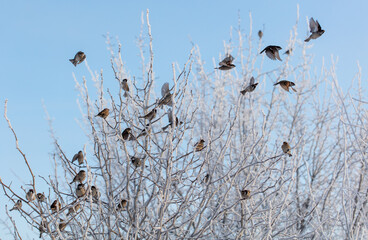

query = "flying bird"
[
  {"left": 215, "top": 54, "right": 236, "bottom": 70},
  {"left": 139, "top": 109, "right": 157, "bottom": 121},
  {"left": 158, "top": 82, "right": 174, "bottom": 108},
  {"left": 260, "top": 45, "right": 282, "bottom": 61},
  {"left": 274, "top": 80, "right": 297, "bottom": 92},
  {"left": 282, "top": 142, "right": 292, "bottom": 157},
  {"left": 194, "top": 139, "right": 205, "bottom": 152},
  {"left": 50, "top": 200, "right": 61, "bottom": 213},
  {"left": 70, "top": 170, "right": 86, "bottom": 184},
  {"left": 72, "top": 150, "right": 84, "bottom": 165},
  {"left": 305, "top": 17, "right": 325, "bottom": 42},
  {"left": 69, "top": 51, "right": 86, "bottom": 66},
  {"left": 10, "top": 200, "right": 22, "bottom": 211},
  {"left": 26, "top": 189, "right": 36, "bottom": 202},
  {"left": 240, "top": 77, "right": 258, "bottom": 95},
  {"left": 96, "top": 108, "right": 110, "bottom": 119},
  {"left": 240, "top": 189, "right": 251, "bottom": 200},
  {"left": 76, "top": 184, "right": 86, "bottom": 198},
  {"left": 258, "top": 30, "right": 263, "bottom": 39}
]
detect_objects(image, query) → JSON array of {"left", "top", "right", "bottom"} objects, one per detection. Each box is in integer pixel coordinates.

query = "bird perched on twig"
[
  {"left": 10, "top": 200, "right": 22, "bottom": 211},
  {"left": 274, "top": 80, "right": 297, "bottom": 92},
  {"left": 37, "top": 193, "right": 45, "bottom": 202},
  {"left": 26, "top": 189, "right": 36, "bottom": 202},
  {"left": 39, "top": 220, "right": 47, "bottom": 238},
  {"left": 50, "top": 200, "right": 61, "bottom": 213},
  {"left": 70, "top": 170, "right": 86, "bottom": 184},
  {"left": 305, "top": 17, "right": 325, "bottom": 42},
  {"left": 131, "top": 156, "right": 146, "bottom": 168},
  {"left": 116, "top": 199, "right": 128, "bottom": 211},
  {"left": 162, "top": 109, "right": 183, "bottom": 130},
  {"left": 240, "top": 189, "right": 251, "bottom": 200},
  {"left": 258, "top": 30, "right": 263, "bottom": 39},
  {"left": 122, "top": 128, "right": 135, "bottom": 141},
  {"left": 260, "top": 45, "right": 282, "bottom": 61},
  {"left": 58, "top": 219, "right": 67, "bottom": 231},
  {"left": 139, "top": 109, "right": 157, "bottom": 121},
  {"left": 137, "top": 124, "right": 151, "bottom": 138},
  {"left": 69, "top": 51, "right": 86, "bottom": 66},
  {"left": 72, "top": 150, "right": 84, "bottom": 165},
  {"left": 194, "top": 139, "right": 205, "bottom": 152},
  {"left": 121, "top": 79, "right": 130, "bottom": 97},
  {"left": 282, "top": 142, "right": 292, "bottom": 157},
  {"left": 202, "top": 173, "right": 210, "bottom": 184},
  {"left": 67, "top": 203, "right": 80, "bottom": 216},
  {"left": 96, "top": 108, "right": 110, "bottom": 119},
  {"left": 158, "top": 82, "right": 174, "bottom": 108},
  {"left": 215, "top": 54, "right": 236, "bottom": 70},
  {"left": 240, "top": 77, "right": 258, "bottom": 95},
  {"left": 91, "top": 186, "right": 100, "bottom": 200},
  {"left": 76, "top": 184, "right": 86, "bottom": 198}
]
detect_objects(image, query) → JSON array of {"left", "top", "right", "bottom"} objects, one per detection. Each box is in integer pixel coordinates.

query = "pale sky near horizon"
[{"left": 0, "top": 0, "right": 367, "bottom": 238}]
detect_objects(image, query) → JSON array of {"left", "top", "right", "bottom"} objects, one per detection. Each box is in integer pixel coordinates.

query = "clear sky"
[{"left": 0, "top": 0, "right": 366, "bottom": 238}]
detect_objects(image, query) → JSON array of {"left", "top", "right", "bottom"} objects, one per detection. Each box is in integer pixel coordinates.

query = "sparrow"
[
  {"left": 72, "top": 150, "right": 84, "bottom": 165},
  {"left": 96, "top": 108, "right": 110, "bottom": 119},
  {"left": 37, "top": 193, "right": 46, "bottom": 202},
  {"left": 76, "top": 184, "right": 86, "bottom": 198},
  {"left": 50, "top": 199, "right": 61, "bottom": 213},
  {"left": 258, "top": 30, "right": 263, "bottom": 39},
  {"left": 194, "top": 139, "right": 205, "bottom": 152},
  {"left": 274, "top": 80, "right": 297, "bottom": 92},
  {"left": 240, "top": 189, "right": 251, "bottom": 200},
  {"left": 69, "top": 51, "right": 86, "bottom": 67},
  {"left": 58, "top": 219, "right": 67, "bottom": 231},
  {"left": 116, "top": 199, "right": 128, "bottom": 211},
  {"left": 158, "top": 82, "right": 174, "bottom": 108},
  {"left": 39, "top": 220, "right": 47, "bottom": 238},
  {"left": 91, "top": 186, "right": 100, "bottom": 199},
  {"left": 260, "top": 45, "right": 282, "bottom": 61},
  {"left": 215, "top": 54, "right": 236, "bottom": 70},
  {"left": 137, "top": 124, "right": 151, "bottom": 138},
  {"left": 66, "top": 203, "right": 80, "bottom": 216},
  {"left": 282, "top": 142, "right": 292, "bottom": 157},
  {"left": 131, "top": 156, "right": 145, "bottom": 168},
  {"left": 305, "top": 17, "right": 325, "bottom": 42},
  {"left": 284, "top": 49, "right": 292, "bottom": 55},
  {"left": 139, "top": 109, "right": 157, "bottom": 121},
  {"left": 122, "top": 79, "right": 129, "bottom": 97},
  {"left": 26, "top": 189, "right": 36, "bottom": 202},
  {"left": 122, "top": 128, "right": 135, "bottom": 141},
  {"left": 70, "top": 170, "right": 86, "bottom": 184},
  {"left": 240, "top": 77, "right": 258, "bottom": 95},
  {"left": 10, "top": 200, "right": 22, "bottom": 211},
  {"left": 162, "top": 109, "right": 183, "bottom": 130}
]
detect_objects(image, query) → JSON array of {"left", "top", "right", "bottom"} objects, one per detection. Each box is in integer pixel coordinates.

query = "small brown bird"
[
  {"left": 162, "top": 109, "right": 183, "bottom": 130},
  {"left": 58, "top": 219, "right": 67, "bottom": 231},
  {"left": 96, "top": 108, "right": 110, "bottom": 119},
  {"left": 76, "top": 184, "right": 86, "bottom": 198},
  {"left": 284, "top": 48, "right": 293, "bottom": 55},
  {"left": 202, "top": 174, "right": 210, "bottom": 184},
  {"left": 122, "top": 78, "right": 130, "bottom": 97},
  {"left": 274, "top": 80, "right": 297, "bottom": 92},
  {"left": 37, "top": 193, "right": 45, "bottom": 202},
  {"left": 122, "top": 128, "right": 135, "bottom": 141},
  {"left": 282, "top": 142, "right": 292, "bottom": 157},
  {"left": 258, "top": 30, "right": 263, "bottom": 39},
  {"left": 39, "top": 220, "right": 47, "bottom": 238},
  {"left": 50, "top": 200, "right": 61, "bottom": 213},
  {"left": 137, "top": 124, "right": 151, "bottom": 138},
  {"left": 91, "top": 186, "right": 100, "bottom": 199},
  {"left": 260, "top": 45, "right": 282, "bottom": 61},
  {"left": 240, "top": 77, "right": 258, "bottom": 95},
  {"left": 116, "top": 199, "right": 128, "bottom": 211},
  {"left": 139, "top": 109, "right": 157, "bottom": 121},
  {"left": 72, "top": 150, "right": 84, "bottom": 165},
  {"left": 158, "top": 82, "right": 174, "bottom": 107},
  {"left": 66, "top": 203, "right": 80, "bottom": 216},
  {"left": 10, "top": 200, "right": 22, "bottom": 211},
  {"left": 240, "top": 189, "right": 251, "bottom": 200},
  {"left": 194, "top": 139, "right": 205, "bottom": 152},
  {"left": 69, "top": 51, "right": 86, "bottom": 67},
  {"left": 305, "top": 17, "right": 325, "bottom": 42},
  {"left": 131, "top": 156, "right": 145, "bottom": 168},
  {"left": 26, "top": 189, "right": 36, "bottom": 202},
  {"left": 215, "top": 54, "right": 236, "bottom": 70},
  {"left": 70, "top": 170, "right": 86, "bottom": 184}
]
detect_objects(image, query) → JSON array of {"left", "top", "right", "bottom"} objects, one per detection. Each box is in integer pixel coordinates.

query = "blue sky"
[{"left": 0, "top": 0, "right": 366, "bottom": 238}]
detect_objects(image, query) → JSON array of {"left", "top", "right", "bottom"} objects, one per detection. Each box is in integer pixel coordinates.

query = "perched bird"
[
  {"left": 240, "top": 189, "right": 251, "bottom": 200},
  {"left": 10, "top": 200, "right": 22, "bottom": 211},
  {"left": 91, "top": 186, "right": 100, "bottom": 199},
  {"left": 69, "top": 51, "right": 86, "bottom": 67},
  {"left": 202, "top": 174, "right": 210, "bottom": 184},
  {"left": 26, "top": 189, "right": 36, "bottom": 202},
  {"left": 58, "top": 219, "right": 67, "bottom": 231},
  {"left": 72, "top": 150, "right": 84, "bottom": 165},
  {"left": 137, "top": 124, "right": 151, "bottom": 138},
  {"left": 122, "top": 79, "right": 129, "bottom": 97},
  {"left": 215, "top": 54, "right": 236, "bottom": 70},
  {"left": 96, "top": 108, "right": 110, "bottom": 119},
  {"left": 162, "top": 109, "right": 183, "bottom": 130},
  {"left": 39, "top": 220, "right": 47, "bottom": 238},
  {"left": 158, "top": 82, "right": 174, "bottom": 108},
  {"left": 260, "top": 45, "right": 282, "bottom": 61},
  {"left": 116, "top": 199, "right": 128, "bottom": 211},
  {"left": 139, "top": 109, "right": 157, "bottom": 121},
  {"left": 37, "top": 193, "right": 46, "bottom": 202},
  {"left": 274, "top": 80, "right": 297, "bottom": 92},
  {"left": 76, "top": 184, "right": 86, "bottom": 198},
  {"left": 282, "top": 142, "right": 292, "bottom": 157},
  {"left": 122, "top": 128, "right": 135, "bottom": 141},
  {"left": 194, "top": 139, "right": 205, "bottom": 152},
  {"left": 258, "top": 30, "right": 263, "bottom": 39},
  {"left": 50, "top": 200, "right": 61, "bottom": 213},
  {"left": 284, "top": 48, "right": 293, "bottom": 55},
  {"left": 240, "top": 77, "right": 258, "bottom": 95},
  {"left": 131, "top": 156, "right": 145, "bottom": 168},
  {"left": 305, "top": 17, "right": 325, "bottom": 42},
  {"left": 70, "top": 170, "right": 86, "bottom": 184},
  {"left": 67, "top": 203, "right": 80, "bottom": 216}
]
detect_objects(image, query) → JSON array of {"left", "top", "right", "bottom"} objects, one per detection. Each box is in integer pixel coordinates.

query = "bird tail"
[
  {"left": 69, "top": 59, "right": 77, "bottom": 66},
  {"left": 240, "top": 90, "right": 246, "bottom": 95},
  {"left": 123, "top": 91, "right": 129, "bottom": 98},
  {"left": 304, "top": 37, "right": 311, "bottom": 42},
  {"left": 273, "top": 82, "right": 280, "bottom": 86}
]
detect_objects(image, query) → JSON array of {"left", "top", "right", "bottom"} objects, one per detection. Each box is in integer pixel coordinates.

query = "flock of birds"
[{"left": 8, "top": 17, "right": 324, "bottom": 236}]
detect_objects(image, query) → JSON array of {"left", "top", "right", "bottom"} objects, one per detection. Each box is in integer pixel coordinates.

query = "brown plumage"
[
  {"left": 39, "top": 220, "right": 47, "bottom": 238},
  {"left": 70, "top": 170, "right": 86, "bottom": 184},
  {"left": 122, "top": 78, "right": 129, "bottom": 92},
  {"left": 215, "top": 54, "right": 235, "bottom": 70},
  {"left": 139, "top": 109, "right": 157, "bottom": 121},
  {"left": 10, "top": 200, "right": 22, "bottom": 211},
  {"left": 240, "top": 189, "right": 251, "bottom": 200},
  {"left": 58, "top": 219, "right": 67, "bottom": 231},
  {"left": 72, "top": 150, "right": 84, "bottom": 165},
  {"left": 305, "top": 17, "right": 325, "bottom": 42},
  {"left": 258, "top": 30, "right": 263, "bottom": 39},
  {"left": 274, "top": 80, "right": 297, "bottom": 92},
  {"left": 122, "top": 128, "right": 134, "bottom": 141},
  {"left": 116, "top": 199, "right": 128, "bottom": 211},
  {"left": 50, "top": 200, "right": 61, "bottom": 213},
  {"left": 69, "top": 51, "right": 86, "bottom": 66},
  {"left": 240, "top": 77, "right": 258, "bottom": 95},
  {"left": 194, "top": 139, "right": 205, "bottom": 152},
  {"left": 96, "top": 108, "right": 110, "bottom": 119},
  {"left": 76, "top": 184, "right": 86, "bottom": 198},
  {"left": 158, "top": 82, "right": 173, "bottom": 107},
  {"left": 260, "top": 45, "right": 282, "bottom": 61},
  {"left": 131, "top": 156, "right": 145, "bottom": 168},
  {"left": 67, "top": 203, "right": 80, "bottom": 216},
  {"left": 37, "top": 193, "right": 45, "bottom": 202},
  {"left": 282, "top": 142, "right": 292, "bottom": 157},
  {"left": 91, "top": 186, "right": 100, "bottom": 199},
  {"left": 26, "top": 189, "right": 35, "bottom": 202}
]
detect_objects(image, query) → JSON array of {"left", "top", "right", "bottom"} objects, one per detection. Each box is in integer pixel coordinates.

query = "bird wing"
[
  {"left": 309, "top": 17, "right": 318, "bottom": 33},
  {"left": 260, "top": 47, "right": 267, "bottom": 54},
  {"left": 161, "top": 82, "right": 170, "bottom": 97},
  {"left": 274, "top": 50, "right": 282, "bottom": 61},
  {"left": 249, "top": 76, "right": 255, "bottom": 85},
  {"left": 72, "top": 153, "right": 78, "bottom": 162},
  {"left": 316, "top": 20, "right": 322, "bottom": 31},
  {"left": 266, "top": 51, "right": 276, "bottom": 60}
]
